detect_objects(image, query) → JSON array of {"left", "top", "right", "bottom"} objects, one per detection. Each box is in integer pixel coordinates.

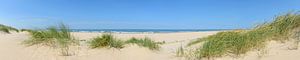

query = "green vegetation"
[
  {"left": 89, "top": 34, "right": 164, "bottom": 50},
  {"left": 20, "top": 29, "right": 33, "bottom": 32},
  {"left": 0, "top": 27, "right": 10, "bottom": 33},
  {"left": 0, "top": 24, "right": 19, "bottom": 33},
  {"left": 126, "top": 37, "right": 164, "bottom": 50},
  {"left": 22, "top": 24, "right": 78, "bottom": 56},
  {"left": 89, "top": 33, "right": 125, "bottom": 49},
  {"left": 186, "top": 12, "right": 300, "bottom": 59}
]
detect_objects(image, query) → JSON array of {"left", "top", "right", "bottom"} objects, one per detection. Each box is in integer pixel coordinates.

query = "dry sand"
[{"left": 0, "top": 31, "right": 300, "bottom": 60}]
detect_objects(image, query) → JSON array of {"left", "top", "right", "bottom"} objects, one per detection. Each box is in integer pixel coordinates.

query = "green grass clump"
[
  {"left": 23, "top": 24, "right": 78, "bottom": 56},
  {"left": 0, "top": 28, "right": 10, "bottom": 33},
  {"left": 89, "top": 33, "right": 124, "bottom": 49},
  {"left": 0, "top": 24, "right": 19, "bottom": 33},
  {"left": 187, "top": 12, "right": 300, "bottom": 59},
  {"left": 264, "top": 12, "right": 300, "bottom": 41},
  {"left": 89, "top": 34, "right": 164, "bottom": 50},
  {"left": 126, "top": 37, "right": 164, "bottom": 50},
  {"left": 20, "top": 29, "right": 33, "bottom": 32}
]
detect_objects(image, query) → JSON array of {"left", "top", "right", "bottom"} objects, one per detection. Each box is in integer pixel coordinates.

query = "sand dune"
[
  {"left": 1, "top": 31, "right": 300, "bottom": 60},
  {"left": 0, "top": 31, "right": 217, "bottom": 60}
]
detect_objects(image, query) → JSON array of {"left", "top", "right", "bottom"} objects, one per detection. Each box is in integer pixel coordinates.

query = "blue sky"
[{"left": 0, "top": 0, "right": 300, "bottom": 29}]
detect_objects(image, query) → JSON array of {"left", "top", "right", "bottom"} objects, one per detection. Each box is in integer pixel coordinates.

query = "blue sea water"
[{"left": 70, "top": 29, "right": 231, "bottom": 33}]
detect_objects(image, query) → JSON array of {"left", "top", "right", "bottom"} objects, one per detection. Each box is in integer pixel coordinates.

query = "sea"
[{"left": 70, "top": 29, "right": 231, "bottom": 33}]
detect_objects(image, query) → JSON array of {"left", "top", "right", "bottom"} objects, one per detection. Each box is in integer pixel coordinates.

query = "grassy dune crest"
[
  {"left": 186, "top": 12, "right": 300, "bottom": 59},
  {"left": 0, "top": 24, "right": 19, "bottom": 33},
  {"left": 23, "top": 24, "right": 78, "bottom": 56}
]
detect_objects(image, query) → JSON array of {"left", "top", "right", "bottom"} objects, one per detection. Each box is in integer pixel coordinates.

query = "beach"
[
  {"left": 1, "top": 31, "right": 300, "bottom": 60},
  {"left": 1, "top": 0, "right": 300, "bottom": 60},
  {"left": 0, "top": 31, "right": 218, "bottom": 60}
]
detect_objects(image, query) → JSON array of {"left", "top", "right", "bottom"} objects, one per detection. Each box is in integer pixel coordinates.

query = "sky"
[{"left": 0, "top": 0, "right": 300, "bottom": 29}]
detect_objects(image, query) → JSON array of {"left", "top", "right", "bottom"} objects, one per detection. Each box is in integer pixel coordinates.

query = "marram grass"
[
  {"left": 20, "top": 29, "right": 33, "bottom": 32},
  {"left": 0, "top": 24, "right": 19, "bottom": 33},
  {"left": 186, "top": 12, "right": 300, "bottom": 59},
  {"left": 126, "top": 37, "right": 164, "bottom": 50},
  {"left": 89, "top": 34, "right": 164, "bottom": 50},
  {"left": 89, "top": 33, "right": 125, "bottom": 49},
  {"left": 22, "top": 24, "right": 78, "bottom": 56},
  {"left": 0, "top": 28, "right": 10, "bottom": 33}
]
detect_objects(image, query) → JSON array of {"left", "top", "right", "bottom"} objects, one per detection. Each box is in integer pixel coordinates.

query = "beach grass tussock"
[
  {"left": 0, "top": 24, "right": 19, "bottom": 33},
  {"left": 0, "top": 27, "right": 10, "bottom": 33},
  {"left": 89, "top": 33, "right": 125, "bottom": 49},
  {"left": 89, "top": 34, "right": 164, "bottom": 50},
  {"left": 20, "top": 29, "right": 33, "bottom": 32},
  {"left": 186, "top": 12, "right": 300, "bottom": 59},
  {"left": 22, "top": 23, "right": 78, "bottom": 56},
  {"left": 126, "top": 37, "right": 164, "bottom": 50}
]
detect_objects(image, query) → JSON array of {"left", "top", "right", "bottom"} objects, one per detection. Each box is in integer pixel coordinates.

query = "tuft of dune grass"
[
  {"left": 126, "top": 37, "right": 164, "bottom": 50},
  {"left": 22, "top": 23, "right": 78, "bottom": 56},
  {"left": 0, "top": 24, "right": 19, "bottom": 33},
  {"left": 20, "top": 29, "right": 33, "bottom": 32},
  {"left": 186, "top": 12, "right": 300, "bottom": 59},
  {"left": 89, "top": 33, "right": 125, "bottom": 49},
  {"left": 0, "top": 28, "right": 10, "bottom": 33},
  {"left": 89, "top": 34, "right": 164, "bottom": 50}
]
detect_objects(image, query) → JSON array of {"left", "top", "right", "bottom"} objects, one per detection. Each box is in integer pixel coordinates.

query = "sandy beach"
[
  {"left": 1, "top": 0, "right": 300, "bottom": 60},
  {"left": 0, "top": 31, "right": 219, "bottom": 60},
  {"left": 1, "top": 31, "right": 300, "bottom": 60}
]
